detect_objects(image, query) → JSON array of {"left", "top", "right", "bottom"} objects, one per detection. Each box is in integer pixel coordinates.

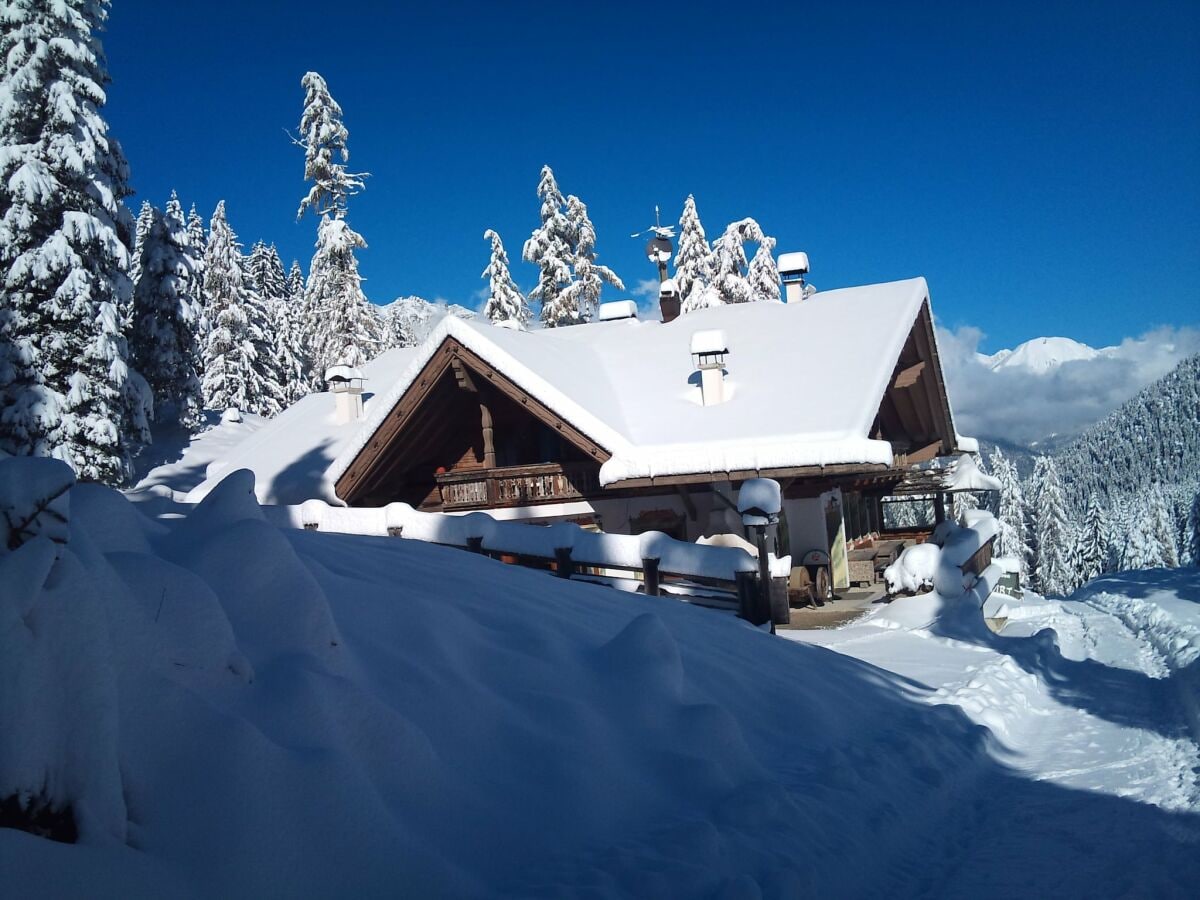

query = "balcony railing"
[{"left": 435, "top": 462, "right": 600, "bottom": 510}]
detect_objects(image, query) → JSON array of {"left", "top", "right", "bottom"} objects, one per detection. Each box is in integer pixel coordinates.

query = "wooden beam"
[
  {"left": 451, "top": 356, "right": 477, "bottom": 393},
  {"left": 911, "top": 302, "right": 956, "bottom": 450},
  {"left": 892, "top": 360, "right": 925, "bottom": 390},
  {"left": 890, "top": 383, "right": 931, "bottom": 442},
  {"left": 906, "top": 440, "right": 943, "bottom": 464},
  {"left": 611, "top": 462, "right": 892, "bottom": 491},
  {"left": 674, "top": 484, "right": 698, "bottom": 521},
  {"left": 480, "top": 400, "right": 496, "bottom": 468}
]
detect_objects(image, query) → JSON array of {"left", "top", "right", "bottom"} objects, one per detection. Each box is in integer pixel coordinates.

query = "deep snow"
[{"left": 2, "top": 464, "right": 1198, "bottom": 897}]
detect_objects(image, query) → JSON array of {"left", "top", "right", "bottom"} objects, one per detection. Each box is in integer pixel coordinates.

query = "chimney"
[
  {"left": 690, "top": 329, "right": 728, "bottom": 406},
  {"left": 659, "top": 278, "right": 681, "bottom": 323},
  {"left": 778, "top": 251, "right": 812, "bottom": 304},
  {"left": 325, "top": 365, "right": 366, "bottom": 424}
]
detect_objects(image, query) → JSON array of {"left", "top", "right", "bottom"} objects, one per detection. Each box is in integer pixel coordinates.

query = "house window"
[{"left": 880, "top": 495, "right": 936, "bottom": 531}]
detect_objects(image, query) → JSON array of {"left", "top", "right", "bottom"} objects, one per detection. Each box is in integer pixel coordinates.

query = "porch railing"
[{"left": 435, "top": 462, "right": 599, "bottom": 510}]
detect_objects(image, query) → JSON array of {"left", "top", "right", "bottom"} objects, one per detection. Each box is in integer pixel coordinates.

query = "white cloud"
[
  {"left": 938, "top": 324, "right": 1200, "bottom": 446},
  {"left": 632, "top": 278, "right": 661, "bottom": 300}
]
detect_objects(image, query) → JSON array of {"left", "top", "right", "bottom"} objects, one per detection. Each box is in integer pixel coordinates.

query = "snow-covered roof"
[
  {"left": 191, "top": 277, "right": 953, "bottom": 504},
  {"left": 187, "top": 346, "right": 421, "bottom": 505},
  {"left": 333, "top": 277, "right": 937, "bottom": 490}
]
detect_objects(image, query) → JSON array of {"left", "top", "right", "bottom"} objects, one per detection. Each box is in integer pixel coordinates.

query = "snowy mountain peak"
[{"left": 986, "top": 336, "right": 1105, "bottom": 374}]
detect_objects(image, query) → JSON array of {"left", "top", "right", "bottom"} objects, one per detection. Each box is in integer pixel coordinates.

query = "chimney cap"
[
  {"left": 598, "top": 299, "right": 638, "bottom": 322},
  {"left": 690, "top": 329, "right": 728, "bottom": 356},
  {"left": 660, "top": 277, "right": 678, "bottom": 294},
  {"left": 324, "top": 365, "right": 365, "bottom": 388},
  {"left": 778, "top": 251, "right": 810, "bottom": 276}
]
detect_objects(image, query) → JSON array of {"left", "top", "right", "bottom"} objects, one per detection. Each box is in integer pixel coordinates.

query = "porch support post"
[{"left": 480, "top": 400, "right": 496, "bottom": 468}]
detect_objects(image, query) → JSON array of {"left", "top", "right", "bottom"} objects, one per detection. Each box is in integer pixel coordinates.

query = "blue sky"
[{"left": 103, "top": 0, "right": 1198, "bottom": 350}]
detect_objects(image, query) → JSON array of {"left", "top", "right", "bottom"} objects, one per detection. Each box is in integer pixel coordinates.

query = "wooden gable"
[
  {"left": 335, "top": 337, "right": 612, "bottom": 507},
  {"left": 869, "top": 299, "right": 958, "bottom": 464}
]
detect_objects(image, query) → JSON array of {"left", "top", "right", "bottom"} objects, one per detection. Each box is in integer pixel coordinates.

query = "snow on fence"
[{"left": 266, "top": 500, "right": 792, "bottom": 625}]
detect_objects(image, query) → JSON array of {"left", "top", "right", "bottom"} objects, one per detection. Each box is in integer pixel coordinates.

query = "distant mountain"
[
  {"left": 1052, "top": 352, "right": 1200, "bottom": 511},
  {"left": 977, "top": 336, "right": 1112, "bottom": 374}
]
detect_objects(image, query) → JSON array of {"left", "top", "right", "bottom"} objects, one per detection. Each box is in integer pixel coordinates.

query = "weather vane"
[{"left": 630, "top": 206, "right": 675, "bottom": 283}]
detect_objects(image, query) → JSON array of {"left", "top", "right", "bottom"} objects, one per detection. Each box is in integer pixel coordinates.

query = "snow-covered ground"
[{"left": 2, "top": 463, "right": 1198, "bottom": 897}]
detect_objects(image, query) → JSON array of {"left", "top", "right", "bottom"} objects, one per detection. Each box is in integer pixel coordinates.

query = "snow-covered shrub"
[
  {"left": 883, "top": 543, "right": 941, "bottom": 596},
  {"left": 0, "top": 457, "right": 74, "bottom": 553}
]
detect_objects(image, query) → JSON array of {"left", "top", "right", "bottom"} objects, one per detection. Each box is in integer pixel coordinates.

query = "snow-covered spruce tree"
[
  {"left": 1122, "top": 501, "right": 1168, "bottom": 571},
  {"left": 1185, "top": 490, "right": 1200, "bottom": 568},
  {"left": 244, "top": 241, "right": 301, "bottom": 409},
  {"left": 747, "top": 234, "right": 781, "bottom": 303},
  {"left": 710, "top": 218, "right": 763, "bottom": 306},
  {"left": 295, "top": 72, "right": 379, "bottom": 378},
  {"left": 675, "top": 194, "right": 714, "bottom": 313},
  {"left": 0, "top": 0, "right": 150, "bottom": 483},
  {"left": 481, "top": 229, "right": 530, "bottom": 327},
  {"left": 184, "top": 203, "right": 208, "bottom": 342},
  {"left": 559, "top": 195, "right": 624, "bottom": 324},
  {"left": 201, "top": 202, "right": 277, "bottom": 414},
  {"left": 987, "top": 450, "right": 1031, "bottom": 578},
  {"left": 129, "top": 199, "right": 203, "bottom": 429},
  {"left": 1030, "top": 456, "right": 1077, "bottom": 595},
  {"left": 1076, "top": 495, "right": 1109, "bottom": 583},
  {"left": 129, "top": 200, "right": 155, "bottom": 288},
  {"left": 304, "top": 217, "right": 380, "bottom": 375},
  {"left": 1148, "top": 485, "right": 1179, "bottom": 568},
  {"left": 522, "top": 166, "right": 576, "bottom": 327}
]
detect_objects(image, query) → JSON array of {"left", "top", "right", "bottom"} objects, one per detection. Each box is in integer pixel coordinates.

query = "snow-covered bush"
[
  {"left": 883, "top": 543, "right": 941, "bottom": 596},
  {"left": 0, "top": 457, "right": 74, "bottom": 553}
]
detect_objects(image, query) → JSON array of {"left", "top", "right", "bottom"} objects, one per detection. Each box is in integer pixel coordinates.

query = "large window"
[{"left": 880, "top": 495, "right": 936, "bottom": 530}]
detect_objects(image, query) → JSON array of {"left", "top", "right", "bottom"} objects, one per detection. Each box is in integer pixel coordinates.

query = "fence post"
[
  {"left": 643, "top": 557, "right": 661, "bottom": 596},
  {"left": 554, "top": 546, "right": 574, "bottom": 579},
  {"left": 736, "top": 571, "right": 763, "bottom": 624},
  {"left": 466, "top": 536, "right": 484, "bottom": 554},
  {"left": 769, "top": 576, "right": 790, "bottom": 626}
]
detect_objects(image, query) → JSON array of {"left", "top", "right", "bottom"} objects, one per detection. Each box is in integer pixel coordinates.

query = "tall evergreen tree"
[
  {"left": 522, "top": 166, "right": 576, "bottom": 327},
  {"left": 559, "top": 195, "right": 624, "bottom": 324},
  {"left": 129, "top": 198, "right": 203, "bottom": 429},
  {"left": 989, "top": 447, "right": 1032, "bottom": 579},
  {"left": 1030, "top": 456, "right": 1076, "bottom": 595},
  {"left": 1076, "top": 495, "right": 1109, "bottom": 583},
  {"left": 709, "top": 218, "right": 758, "bottom": 305},
  {"left": 675, "top": 194, "right": 714, "bottom": 312},
  {"left": 0, "top": 0, "right": 149, "bottom": 482},
  {"left": 481, "top": 229, "right": 530, "bottom": 327},
  {"left": 201, "top": 202, "right": 277, "bottom": 414},
  {"left": 242, "top": 241, "right": 293, "bottom": 413},
  {"left": 1122, "top": 500, "right": 1169, "bottom": 571},
  {"left": 130, "top": 200, "right": 155, "bottom": 288},
  {"left": 295, "top": 72, "right": 378, "bottom": 378},
  {"left": 747, "top": 234, "right": 782, "bottom": 303},
  {"left": 1147, "top": 485, "right": 1179, "bottom": 568},
  {"left": 1186, "top": 491, "right": 1200, "bottom": 568}
]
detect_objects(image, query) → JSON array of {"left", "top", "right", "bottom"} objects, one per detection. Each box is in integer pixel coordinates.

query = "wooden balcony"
[{"left": 434, "top": 462, "right": 600, "bottom": 511}]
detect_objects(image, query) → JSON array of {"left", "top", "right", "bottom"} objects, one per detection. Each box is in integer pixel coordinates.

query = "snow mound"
[{"left": 0, "top": 457, "right": 74, "bottom": 552}]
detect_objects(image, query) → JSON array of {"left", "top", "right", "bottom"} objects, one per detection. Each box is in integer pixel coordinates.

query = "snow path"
[{"left": 787, "top": 572, "right": 1200, "bottom": 896}]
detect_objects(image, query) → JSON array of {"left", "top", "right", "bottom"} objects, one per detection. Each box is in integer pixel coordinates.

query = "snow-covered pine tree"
[
  {"left": 0, "top": 0, "right": 150, "bottom": 483},
  {"left": 747, "top": 234, "right": 781, "bottom": 303},
  {"left": 675, "top": 195, "right": 715, "bottom": 313},
  {"left": 1121, "top": 500, "right": 1168, "bottom": 571},
  {"left": 130, "top": 200, "right": 155, "bottom": 288},
  {"left": 559, "top": 195, "right": 624, "bottom": 324},
  {"left": 244, "top": 242, "right": 297, "bottom": 411},
  {"left": 1148, "top": 485, "right": 1179, "bottom": 568},
  {"left": 1030, "top": 456, "right": 1077, "bottom": 595},
  {"left": 709, "top": 218, "right": 761, "bottom": 306},
  {"left": 304, "top": 216, "right": 380, "bottom": 376},
  {"left": 287, "top": 259, "right": 305, "bottom": 303},
  {"left": 1186, "top": 490, "right": 1200, "bottom": 568},
  {"left": 522, "top": 166, "right": 576, "bottom": 327},
  {"left": 295, "top": 72, "right": 379, "bottom": 379},
  {"left": 296, "top": 72, "right": 366, "bottom": 220},
  {"left": 202, "top": 202, "right": 275, "bottom": 414},
  {"left": 184, "top": 203, "right": 208, "bottom": 344},
  {"left": 989, "top": 448, "right": 1032, "bottom": 578},
  {"left": 1076, "top": 495, "right": 1109, "bottom": 583},
  {"left": 129, "top": 198, "right": 203, "bottom": 429},
  {"left": 481, "top": 229, "right": 531, "bottom": 327}
]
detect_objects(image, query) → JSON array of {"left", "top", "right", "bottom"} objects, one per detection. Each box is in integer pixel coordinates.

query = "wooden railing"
[{"left": 435, "top": 462, "right": 599, "bottom": 511}]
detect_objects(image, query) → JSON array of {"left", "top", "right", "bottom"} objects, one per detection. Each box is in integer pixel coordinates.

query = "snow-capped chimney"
[
  {"left": 598, "top": 299, "right": 638, "bottom": 322},
  {"left": 778, "top": 251, "right": 812, "bottom": 304},
  {"left": 659, "top": 278, "right": 681, "bottom": 323},
  {"left": 690, "top": 330, "right": 728, "bottom": 407},
  {"left": 325, "top": 366, "right": 366, "bottom": 425}
]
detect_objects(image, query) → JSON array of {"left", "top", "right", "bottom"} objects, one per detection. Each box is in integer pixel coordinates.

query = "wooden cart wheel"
[{"left": 814, "top": 565, "right": 831, "bottom": 604}]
